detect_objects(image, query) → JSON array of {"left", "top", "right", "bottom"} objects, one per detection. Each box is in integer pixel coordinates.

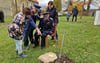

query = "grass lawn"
[
  {"left": 0, "top": 16, "right": 100, "bottom": 63},
  {"left": 0, "top": 17, "right": 12, "bottom": 25}
]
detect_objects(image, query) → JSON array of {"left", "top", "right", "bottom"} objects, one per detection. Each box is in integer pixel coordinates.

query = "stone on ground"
[{"left": 38, "top": 52, "right": 57, "bottom": 63}]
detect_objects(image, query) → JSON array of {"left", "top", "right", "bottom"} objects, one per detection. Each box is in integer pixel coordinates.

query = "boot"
[
  {"left": 41, "top": 47, "right": 45, "bottom": 50},
  {"left": 16, "top": 50, "right": 18, "bottom": 55},
  {"left": 18, "top": 53, "right": 28, "bottom": 58},
  {"left": 31, "top": 40, "right": 35, "bottom": 44},
  {"left": 33, "top": 44, "right": 39, "bottom": 48}
]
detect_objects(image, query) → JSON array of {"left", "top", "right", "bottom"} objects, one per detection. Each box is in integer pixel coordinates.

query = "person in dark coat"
[
  {"left": 0, "top": 9, "right": 4, "bottom": 23},
  {"left": 72, "top": 6, "right": 78, "bottom": 22},
  {"left": 33, "top": 12, "right": 54, "bottom": 50},
  {"left": 47, "top": 1, "right": 58, "bottom": 41},
  {"left": 23, "top": 4, "right": 41, "bottom": 50}
]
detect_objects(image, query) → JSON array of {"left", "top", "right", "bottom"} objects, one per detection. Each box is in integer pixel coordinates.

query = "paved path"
[{"left": 0, "top": 24, "right": 9, "bottom": 27}]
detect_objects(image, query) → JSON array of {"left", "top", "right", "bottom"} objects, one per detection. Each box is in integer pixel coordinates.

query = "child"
[
  {"left": 66, "top": 12, "right": 71, "bottom": 22},
  {"left": 8, "top": 7, "right": 41, "bottom": 58}
]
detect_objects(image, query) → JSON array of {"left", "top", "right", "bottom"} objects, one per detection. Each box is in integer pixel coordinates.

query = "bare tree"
[
  {"left": 91, "top": 0, "right": 100, "bottom": 6},
  {"left": 86, "top": 0, "right": 92, "bottom": 16},
  {"left": 86, "top": 0, "right": 100, "bottom": 15},
  {"left": 69, "top": 0, "right": 73, "bottom": 6},
  {"left": 80, "top": 0, "right": 86, "bottom": 19}
]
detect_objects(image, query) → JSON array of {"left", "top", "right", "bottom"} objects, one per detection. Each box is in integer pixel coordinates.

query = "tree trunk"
[
  {"left": 86, "top": 0, "right": 92, "bottom": 16},
  {"left": 80, "top": 0, "right": 86, "bottom": 19},
  {"left": 15, "top": 0, "right": 18, "bottom": 13}
]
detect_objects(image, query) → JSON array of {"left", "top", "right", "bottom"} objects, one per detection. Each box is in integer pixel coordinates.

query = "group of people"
[
  {"left": 8, "top": 1, "right": 58, "bottom": 58},
  {"left": 66, "top": 6, "right": 78, "bottom": 22}
]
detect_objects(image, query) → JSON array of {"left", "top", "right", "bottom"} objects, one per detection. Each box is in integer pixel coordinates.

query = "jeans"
[
  {"left": 23, "top": 30, "right": 29, "bottom": 47},
  {"left": 14, "top": 39, "right": 23, "bottom": 54},
  {"left": 72, "top": 15, "right": 77, "bottom": 22},
  {"left": 67, "top": 18, "right": 69, "bottom": 21},
  {"left": 23, "top": 29, "right": 34, "bottom": 47},
  {"left": 29, "top": 29, "right": 34, "bottom": 44}
]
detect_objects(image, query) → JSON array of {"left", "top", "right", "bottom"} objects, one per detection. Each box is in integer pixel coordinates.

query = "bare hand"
[
  {"left": 37, "top": 30, "right": 41, "bottom": 35},
  {"left": 36, "top": 28, "right": 42, "bottom": 35}
]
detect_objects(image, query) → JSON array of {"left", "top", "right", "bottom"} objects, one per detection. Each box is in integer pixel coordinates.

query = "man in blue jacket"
[
  {"left": 23, "top": 4, "right": 41, "bottom": 50},
  {"left": 72, "top": 6, "right": 78, "bottom": 22},
  {"left": 28, "top": 4, "right": 41, "bottom": 45}
]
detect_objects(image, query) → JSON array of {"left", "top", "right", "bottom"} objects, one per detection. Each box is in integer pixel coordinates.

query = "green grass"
[
  {"left": 0, "top": 16, "right": 95, "bottom": 25},
  {"left": 0, "top": 17, "right": 12, "bottom": 25},
  {"left": 0, "top": 16, "right": 100, "bottom": 63},
  {"left": 59, "top": 16, "right": 95, "bottom": 22}
]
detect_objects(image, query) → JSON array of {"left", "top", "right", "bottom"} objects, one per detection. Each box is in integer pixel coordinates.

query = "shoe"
[
  {"left": 25, "top": 46, "right": 29, "bottom": 50},
  {"left": 31, "top": 42, "right": 34, "bottom": 44},
  {"left": 19, "top": 53, "right": 28, "bottom": 58},
  {"left": 31, "top": 40, "right": 35, "bottom": 44},
  {"left": 16, "top": 50, "right": 18, "bottom": 55},
  {"left": 41, "top": 47, "right": 45, "bottom": 50},
  {"left": 33, "top": 45, "right": 39, "bottom": 48}
]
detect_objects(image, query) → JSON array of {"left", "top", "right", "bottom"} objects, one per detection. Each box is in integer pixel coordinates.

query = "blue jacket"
[
  {"left": 72, "top": 7, "right": 78, "bottom": 16},
  {"left": 67, "top": 14, "right": 71, "bottom": 18},
  {"left": 24, "top": 16, "right": 37, "bottom": 31}
]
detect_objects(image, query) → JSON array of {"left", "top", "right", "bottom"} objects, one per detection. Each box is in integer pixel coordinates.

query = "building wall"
[
  {"left": 11, "top": 0, "right": 33, "bottom": 16},
  {"left": 0, "top": 0, "right": 12, "bottom": 17},
  {"left": 0, "top": 0, "right": 33, "bottom": 17}
]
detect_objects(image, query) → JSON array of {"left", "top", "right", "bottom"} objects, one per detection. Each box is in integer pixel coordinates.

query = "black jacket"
[
  {"left": 0, "top": 11, "right": 4, "bottom": 18},
  {"left": 47, "top": 6, "right": 58, "bottom": 24},
  {"left": 72, "top": 7, "right": 78, "bottom": 16},
  {"left": 38, "top": 18, "right": 54, "bottom": 32}
]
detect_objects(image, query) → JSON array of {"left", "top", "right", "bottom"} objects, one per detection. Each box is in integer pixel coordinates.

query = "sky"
[
  {"left": 37, "top": 0, "right": 100, "bottom": 10},
  {"left": 37, "top": 0, "right": 53, "bottom": 9}
]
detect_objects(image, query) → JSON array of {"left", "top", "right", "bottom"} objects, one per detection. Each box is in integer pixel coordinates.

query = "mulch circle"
[{"left": 53, "top": 56, "right": 74, "bottom": 63}]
